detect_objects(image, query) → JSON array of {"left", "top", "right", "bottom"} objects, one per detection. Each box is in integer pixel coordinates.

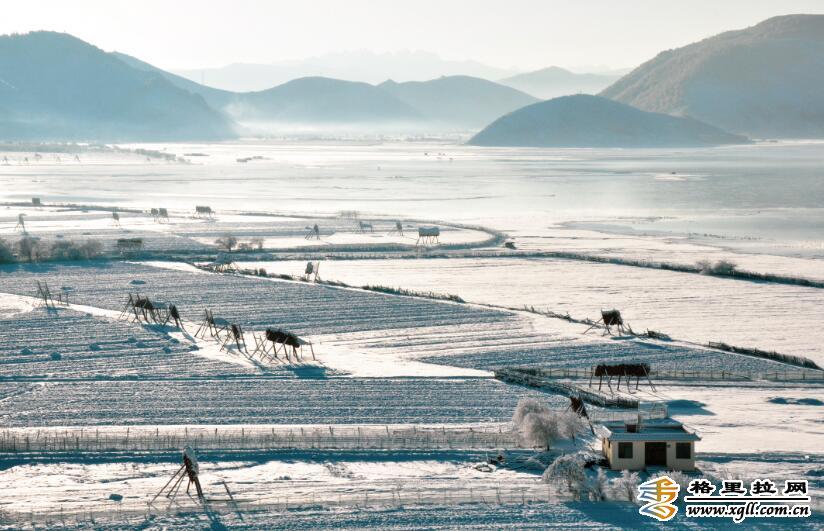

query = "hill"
[
  {"left": 499, "top": 67, "right": 619, "bottom": 99},
  {"left": 172, "top": 50, "right": 519, "bottom": 91},
  {"left": 468, "top": 94, "right": 749, "bottom": 148},
  {"left": 111, "top": 51, "right": 235, "bottom": 110},
  {"left": 228, "top": 77, "right": 424, "bottom": 127},
  {"left": 379, "top": 76, "right": 538, "bottom": 129},
  {"left": 0, "top": 32, "right": 234, "bottom": 141},
  {"left": 601, "top": 15, "right": 824, "bottom": 138}
]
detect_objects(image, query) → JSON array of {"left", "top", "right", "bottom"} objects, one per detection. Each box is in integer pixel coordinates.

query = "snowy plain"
[{"left": 1, "top": 140, "right": 823, "bottom": 528}]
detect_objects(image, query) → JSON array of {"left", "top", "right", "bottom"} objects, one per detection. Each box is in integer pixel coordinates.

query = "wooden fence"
[
  {"left": 504, "top": 366, "right": 824, "bottom": 382},
  {"left": 0, "top": 424, "right": 520, "bottom": 453}
]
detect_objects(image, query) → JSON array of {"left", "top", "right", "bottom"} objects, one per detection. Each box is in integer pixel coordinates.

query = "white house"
[{"left": 596, "top": 418, "right": 700, "bottom": 471}]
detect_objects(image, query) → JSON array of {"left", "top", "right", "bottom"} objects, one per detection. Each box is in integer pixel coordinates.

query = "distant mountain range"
[
  {"left": 499, "top": 67, "right": 620, "bottom": 100},
  {"left": 0, "top": 32, "right": 539, "bottom": 139},
  {"left": 0, "top": 32, "right": 233, "bottom": 141},
  {"left": 379, "top": 76, "right": 537, "bottom": 128},
  {"left": 173, "top": 50, "right": 521, "bottom": 92},
  {"left": 122, "top": 51, "right": 535, "bottom": 133},
  {"left": 468, "top": 95, "right": 750, "bottom": 148},
  {"left": 3, "top": 16, "right": 824, "bottom": 143},
  {"left": 601, "top": 15, "right": 824, "bottom": 138}
]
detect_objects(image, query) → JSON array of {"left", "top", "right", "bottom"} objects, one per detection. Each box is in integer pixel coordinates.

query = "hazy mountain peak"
[
  {"left": 601, "top": 14, "right": 824, "bottom": 138},
  {"left": 498, "top": 66, "right": 620, "bottom": 100},
  {"left": 173, "top": 50, "right": 521, "bottom": 91},
  {"left": 469, "top": 94, "right": 749, "bottom": 148},
  {"left": 0, "top": 31, "right": 234, "bottom": 141}
]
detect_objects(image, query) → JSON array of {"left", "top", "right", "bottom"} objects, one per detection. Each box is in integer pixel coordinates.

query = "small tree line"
[{"left": 0, "top": 237, "right": 102, "bottom": 263}]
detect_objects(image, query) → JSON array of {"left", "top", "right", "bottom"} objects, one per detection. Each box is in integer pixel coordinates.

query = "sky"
[{"left": 2, "top": 0, "right": 823, "bottom": 72}]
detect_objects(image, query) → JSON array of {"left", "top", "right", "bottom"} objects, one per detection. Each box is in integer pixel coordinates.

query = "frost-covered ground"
[
  {"left": 1, "top": 140, "right": 823, "bottom": 528},
  {"left": 239, "top": 257, "right": 824, "bottom": 364}
]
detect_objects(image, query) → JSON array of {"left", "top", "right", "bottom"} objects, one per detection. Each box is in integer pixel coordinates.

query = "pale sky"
[{"left": 2, "top": 0, "right": 823, "bottom": 71}]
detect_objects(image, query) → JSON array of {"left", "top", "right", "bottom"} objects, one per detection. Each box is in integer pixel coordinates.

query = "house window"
[
  {"left": 676, "top": 443, "right": 692, "bottom": 459},
  {"left": 618, "top": 442, "right": 633, "bottom": 459}
]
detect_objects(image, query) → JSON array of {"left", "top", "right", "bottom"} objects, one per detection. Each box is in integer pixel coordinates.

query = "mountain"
[
  {"left": 468, "top": 94, "right": 749, "bottom": 148},
  {"left": 499, "top": 67, "right": 620, "bottom": 99},
  {"left": 227, "top": 77, "right": 423, "bottom": 127},
  {"left": 0, "top": 32, "right": 234, "bottom": 141},
  {"left": 379, "top": 76, "right": 538, "bottom": 128},
  {"left": 174, "top": 50, "right": 520, "bottom": 92},
  {"left": 111, "top": 51, "right": 234, "bottom": 109},
  {"left": 601, "top": 15, "right": 824, "bottom": 138},
  {"left": 114, "top": 57, "right": 531, "bottom": 132}
]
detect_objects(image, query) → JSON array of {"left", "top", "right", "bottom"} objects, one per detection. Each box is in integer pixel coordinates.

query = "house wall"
[{"left": 605, "top": 439, "right": 696, "bottom": 471}]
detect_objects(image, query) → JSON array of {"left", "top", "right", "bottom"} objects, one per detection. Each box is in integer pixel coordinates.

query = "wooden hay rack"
[
  {"left": 119, "top": 293, "right": 181, "bottom": 327},
  {"left": 151, "top": 447, "right": 204, "bottom": 505},
  {"left": 194, "top": 309, "right": 230, "bottom": 339},
  {"left": 416, "top": 226, "right": 440, "bottom": 247},
  {"left": 252, "top": 327, "right": 315, "bottom": 363},
  {"left": 584, "top": 308, "right": 627, "bottom": 335},
  {"left": 212, "top": 253, "right": 237, "bottom": 273},
  {"left": 194, "top": 205, "right": 214, "bottom": 219},
  {"left": 305, "top": 223, "right": 321, "bottom": 240},
  {"left": 305, "top": 261, "right": 320, "bottom": 281},
  {"left": 388, "top": 220, "right": 404, "bottom": 236},
  {"left": 589, "top": 363, "right": 655, "bottom": 393},
  {"left": 34, "top": 281, "right": 69, "bottom": 308}
]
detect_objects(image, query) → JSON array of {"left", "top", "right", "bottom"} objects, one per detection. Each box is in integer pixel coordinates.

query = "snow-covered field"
[
  {"left": 240, "top": 257, "right": 824, "bottom": 363},
  {"left": 1, "top": 140, "right": 822, "bottom": 528}
]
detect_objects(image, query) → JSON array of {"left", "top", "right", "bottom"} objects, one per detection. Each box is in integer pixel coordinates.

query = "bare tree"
[
  {"left": 520, "top": 412, "right": 562, "bottom": 450},
  {"left": 215, "top": 234, "right": 238, "bottom": 252},
  {"left": 512, "top": 397, "right": 551, "bottom": 426},
  {"left": 543, "top": 453, "right": 587, "bottom": 498}
]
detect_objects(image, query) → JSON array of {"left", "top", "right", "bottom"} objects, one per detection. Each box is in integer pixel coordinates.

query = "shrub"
[
  {"left": 512, "top": 397, "right": 551, "bottom": 426},
  {"left": 696, "top": 259, "right": 737, "bottom": 275},
  {"left": 588, "top": 468, "right": 609, "bottom": 501},
  {"left": 50, "top": 239, "right": 103, "bottom": 260},
  {"left": 543, "top": 452, "right": 587, "bottom": 498},
  {"left": 0, "top": 238, "right": 13, "bottom": 263},
  {"left": 610, "top": 470, "right": 640, "bottom": 502},
  {"left": 15, "top": 236, "right": 44, "bottom": 262}
]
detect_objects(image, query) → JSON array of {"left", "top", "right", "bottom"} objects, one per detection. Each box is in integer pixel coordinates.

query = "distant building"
[{"left": 597, "top": 418, "right": 700, "bottom": 471}]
